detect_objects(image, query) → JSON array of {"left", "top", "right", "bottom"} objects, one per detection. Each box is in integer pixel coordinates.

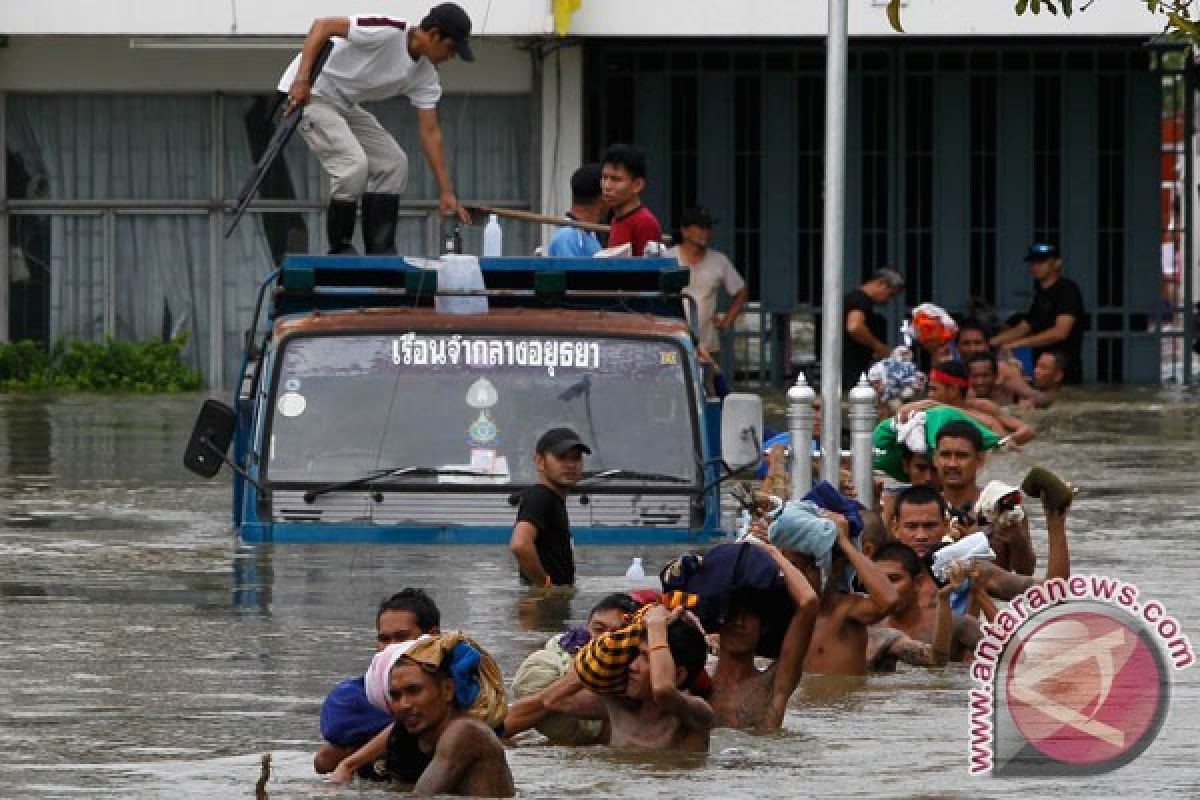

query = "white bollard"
[
  {"left": 848, "top": 374, "right": 877, "bottom": 509},
  {"left": 787, "top": 373, "right": 817, "bottom": 501}
]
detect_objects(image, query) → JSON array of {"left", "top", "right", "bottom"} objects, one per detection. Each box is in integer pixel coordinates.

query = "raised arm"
[
  {"left": 830, "top": 514, "right": 899, "bottom": 625},
  {"left": 760, "top": 542, "right": 819, "bottom": 727},
  {"left": 643, "top": 605, "right": 714, "bottom": 733},
  {"left": 931, "top": 582, "right": 959, "bottom": 665},
  {"left": 976, "top": 503, "right": 1071, "bottom": 601},
  {"left": 416, "top": 107, "right": 470, "bottom": 222}
]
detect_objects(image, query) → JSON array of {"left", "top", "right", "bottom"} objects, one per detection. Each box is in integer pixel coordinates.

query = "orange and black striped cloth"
[
  {"left": 573, "top": 605, "right": 649, "bottom": 694},
  {"left": 572, "top": 594, "right": 702, "bottom": 694}
]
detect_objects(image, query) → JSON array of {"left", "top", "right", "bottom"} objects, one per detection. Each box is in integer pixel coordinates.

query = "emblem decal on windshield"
[{"left": 469, "top": 410, "right": 499, "bottom": 445}]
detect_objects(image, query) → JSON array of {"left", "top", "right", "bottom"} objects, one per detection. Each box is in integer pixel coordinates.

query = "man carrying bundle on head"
[
  {"left": 506, "top": 602, "right": 713, "bottom": 752},
  {"left": 332, "top": 633, "right": 512, "bottom": 796}
]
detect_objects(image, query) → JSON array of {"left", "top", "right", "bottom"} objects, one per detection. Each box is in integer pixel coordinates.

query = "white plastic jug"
[
  {"left": 436, "top": 254, "right": 488, "bottom": 314},
  {"left": 625, "top": 557, "right": 646, "bottom": 581},
  {"left": 483, "top": 214, "right": 504, "bottom": 257}
]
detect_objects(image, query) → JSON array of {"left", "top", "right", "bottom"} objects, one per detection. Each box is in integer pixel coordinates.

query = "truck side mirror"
[
  {"left": 183, "top": 399, "right": 236, "bottom": 478},
  {"left": 720, "top": 393, "right": 764, "bottom": 471}
]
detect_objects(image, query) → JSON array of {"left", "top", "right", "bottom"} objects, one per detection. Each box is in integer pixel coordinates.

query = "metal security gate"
[{"left": 585, "top": 39, "right": 1164, "bottom": 385}]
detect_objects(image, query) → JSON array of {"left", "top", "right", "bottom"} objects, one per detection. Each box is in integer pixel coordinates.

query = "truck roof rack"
[{"left": 270, "top": 255, "right": 690, "bottom": 319}]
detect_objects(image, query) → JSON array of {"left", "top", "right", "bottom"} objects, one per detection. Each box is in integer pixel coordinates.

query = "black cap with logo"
[
  {"left": 1023, "top": 242, "right": 1060, "bottom": 262},
  {"left": 535, "top": 427, "right": 591, "bottom": 456},
  {"left": 422, "top": 2, "right": 474, "bottom": 62}
]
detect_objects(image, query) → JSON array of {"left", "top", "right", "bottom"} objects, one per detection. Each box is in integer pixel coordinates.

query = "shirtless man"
[
  {"left": 773, "top": 513, "right": 899, "bottom": 676},
  {"left": 1021, "top": 350, "right": 1065, "bottom": 410},
  {"left": 958, "top": 320, "right": 1044, "bottom": 407},
  {"left": 385, "top": 656, "right": 514, "bottom": 797},
  {"left": 920, "top": 360, "right": 1035, "bottom": 446},
  {"left": 314, "top": 588, "right": 441, "bottom": 778},
  {"left": 709, "top": 541, "right": 819, "bottom": 729},
  {"left": 869, "top": 541, "right": 981, "bottom": 665},
  {"left": 514, "top": 606, "right": 713, "bottom": 752},
  {"left": 934, "top": 421, "right": 1034, "bottom": 575},
  {"left": 879, "top": 447, "right": 937, "bottom": 528}
]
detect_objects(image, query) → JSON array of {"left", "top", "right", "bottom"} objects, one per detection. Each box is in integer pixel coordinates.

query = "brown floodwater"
[{"left": 0, "top": 389, "right": 1197, "bottom": 798}]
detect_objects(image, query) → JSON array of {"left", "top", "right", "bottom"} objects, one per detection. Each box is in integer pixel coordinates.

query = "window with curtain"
[{"left": 7, "top": 90, "right": 534, "bottom": 386}]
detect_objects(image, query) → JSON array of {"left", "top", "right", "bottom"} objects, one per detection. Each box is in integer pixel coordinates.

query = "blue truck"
[{"left": 183, "top": 255, "right": 763, "bottom": 544}]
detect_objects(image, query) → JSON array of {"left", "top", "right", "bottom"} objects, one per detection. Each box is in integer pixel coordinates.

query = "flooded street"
[{"left": 0, "top": 390, "right": 1197, "bottom": 798}]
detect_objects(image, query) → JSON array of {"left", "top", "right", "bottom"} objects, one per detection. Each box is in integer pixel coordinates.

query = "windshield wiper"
[
  {"left": 581, "top": 468, "right": 692, "bottom": 485},
  {"left": 302, "top": 466, "right": 491, "bottom": 503}
]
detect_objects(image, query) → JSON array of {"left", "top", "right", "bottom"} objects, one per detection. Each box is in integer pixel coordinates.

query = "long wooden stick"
[
  {"left": 465, "top": 204, "right": 674, "bottom": 246},
  {"left": 465, "top": 204, "right": 610, "bottom": 234}
]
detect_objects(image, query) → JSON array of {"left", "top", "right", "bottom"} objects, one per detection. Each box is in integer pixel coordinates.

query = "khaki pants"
[{"left": 298, "top": 97, "right": 409, "bottom": 200}]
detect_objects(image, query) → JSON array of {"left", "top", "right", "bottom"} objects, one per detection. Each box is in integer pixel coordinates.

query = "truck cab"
[{"left": 184, "top": 255, "right": 762, "bottom": 544}]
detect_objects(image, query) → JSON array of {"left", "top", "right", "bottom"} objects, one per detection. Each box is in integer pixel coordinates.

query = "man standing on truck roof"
[
  {"left": 510, "top": 428, "right": 589, "bottom": 588},
  {"left": 280, "top": 3, "right": 474, "bottom": 256}
]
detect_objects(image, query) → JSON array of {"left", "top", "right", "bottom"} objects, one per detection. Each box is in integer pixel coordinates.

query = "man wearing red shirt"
[{"left": 601, "top": 143, "right": 662, "bottom": 256}]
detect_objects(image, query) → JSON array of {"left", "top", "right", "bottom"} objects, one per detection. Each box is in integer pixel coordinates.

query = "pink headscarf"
[{"left": 364, "top": 635, "right": 432, "bottom": 711}]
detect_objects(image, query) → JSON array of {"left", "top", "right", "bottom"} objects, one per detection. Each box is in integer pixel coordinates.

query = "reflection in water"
[
  {"left": 0, "top": 391, "right": 1197, "bottom": 798},
  {"left": 516, "top": 588, "right": 575, "bottom": 633},
  {"left": 232, "top": 546, "right": 275, "bottom": 615}
]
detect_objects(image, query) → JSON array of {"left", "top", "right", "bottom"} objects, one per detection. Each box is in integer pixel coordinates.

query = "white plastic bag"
[{"left": 435, "top": 254, "right": 488, "bottom": 314}]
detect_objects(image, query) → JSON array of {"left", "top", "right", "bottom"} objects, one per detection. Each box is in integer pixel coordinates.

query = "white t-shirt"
[
  {"left": 277, "top": 14, "right": 442, "bottom": 112},
  {"left": 669, "top": 245, "right": 746, "bottom": 352}
]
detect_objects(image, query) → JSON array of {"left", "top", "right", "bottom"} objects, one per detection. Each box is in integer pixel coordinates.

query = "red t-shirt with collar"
[{"left": 607, "top": 205, "right": 662, "bottom": 256}]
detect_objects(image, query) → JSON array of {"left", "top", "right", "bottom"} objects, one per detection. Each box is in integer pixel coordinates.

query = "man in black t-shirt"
[
  {"left": 509, "top": 427, "right": 589, "bottom": 587},
  {"left": 990, "top": 243, "right": 1086, "bottom": 385},
  {"left": 843, "top": 267, "right": 906, "bottom": 390}
]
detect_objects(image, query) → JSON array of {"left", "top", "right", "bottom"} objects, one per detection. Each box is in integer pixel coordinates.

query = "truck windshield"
[{"left": 265, "top": 332, "right": 699, "bottom": 487}]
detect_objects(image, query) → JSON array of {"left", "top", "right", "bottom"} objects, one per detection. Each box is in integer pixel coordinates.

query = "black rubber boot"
[
  {"left": 361, "top": 192, "right": 400, "bottom": 255},
  {"left": 326, "top": 199, "right": 359, "bottom": 255}
]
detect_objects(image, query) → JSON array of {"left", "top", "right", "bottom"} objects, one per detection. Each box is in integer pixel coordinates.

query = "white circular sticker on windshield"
[{"left": 277, "top": 392, "right": 307, "bottom": 418}]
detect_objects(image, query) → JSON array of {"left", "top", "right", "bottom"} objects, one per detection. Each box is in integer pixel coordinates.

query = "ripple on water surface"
[{"left": 0, "top": 391, "right": 1197, "bottom": 798}]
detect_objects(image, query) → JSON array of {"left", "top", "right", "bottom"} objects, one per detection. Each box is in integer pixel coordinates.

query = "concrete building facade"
[{"left": 0, "top": 1, "right": 1183, "bottom": 387}]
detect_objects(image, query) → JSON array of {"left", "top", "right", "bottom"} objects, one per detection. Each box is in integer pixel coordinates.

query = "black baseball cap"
[
  {"left": 1023, "top": 242, "right": 1059, "bottom": 262},
  {"left": 536, "top": 427, "right": 591, "bottom": 456},
  {"left": 679, "top": 206, "right": 718, "bottom": 229},
  {"left": 422, "top": 2, "right": 474, "bottom": 62}
]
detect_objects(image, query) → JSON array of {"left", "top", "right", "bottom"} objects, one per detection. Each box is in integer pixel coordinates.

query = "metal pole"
[
  {"left": 847, "top": 375, "right": 877, "bottom": 510},
  {"left": 787, "top": 372, "right": 816, "bottom": 500},
  {"left": 1185, "top": 58, "right": 1195, "bottom": 386},
  {"left": 820, "top": 0, "right": 849, "bottom": 482}
]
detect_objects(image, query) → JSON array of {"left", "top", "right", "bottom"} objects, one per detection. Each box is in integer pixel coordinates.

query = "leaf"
[
  {"left": 1168, "top": 12, "right": 1200, "bottom": 40},
  {"left": 1030, "top": 0, "right": 1040, "bottom": 13},
  {"left": 887, "top": 0, "right": 904, "bottom": 32},
  {"left": 1015, "top": 0, "right": 1029, "bottom": 13},
  {"left": 1062, "top": 0, "right": 1073, "bottom": 15}
]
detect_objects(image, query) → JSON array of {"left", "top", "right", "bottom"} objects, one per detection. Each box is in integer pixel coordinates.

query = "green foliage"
[
  {"left": 0, "top": 334, "right": 204, "bottom": 392},
  {"left": 886, "top": 0, "right": 1200, "bottom": 41}
]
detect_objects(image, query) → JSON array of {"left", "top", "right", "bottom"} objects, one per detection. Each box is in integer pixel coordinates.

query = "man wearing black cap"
[
  {"left": 281, "top": 3, "right": 474, "bottom": 255},
  {"left": 509, "top": 428, "right": 589, "bottom": 588},
  {"left": 989, "top": 243, "right": 1086, "bottom": 384},
  {"left": 668, "top": 207, "right": 747, "bottom": 371}
]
